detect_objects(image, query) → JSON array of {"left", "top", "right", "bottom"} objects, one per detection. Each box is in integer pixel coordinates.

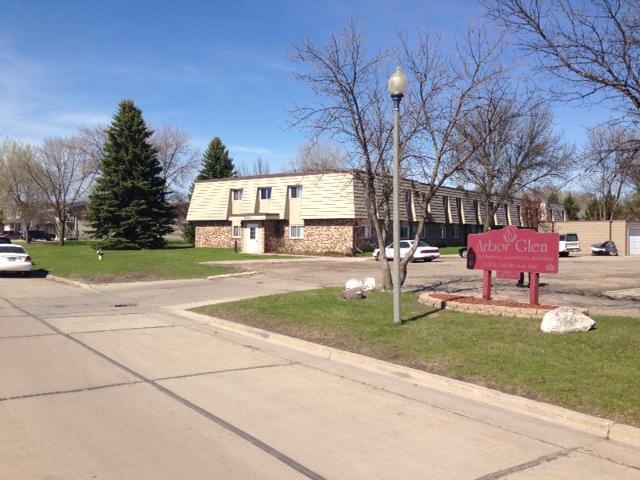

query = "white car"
[
  {"left": 373, "top": 240, "right": 440, "bottom": 262},
  {"left": 0, "top": 245, "right": 33, "bottom": 277}
]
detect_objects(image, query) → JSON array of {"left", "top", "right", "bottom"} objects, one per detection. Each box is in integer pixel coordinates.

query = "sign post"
[{"left": 466, "top": 226, "right": 559, "bottom": 305}]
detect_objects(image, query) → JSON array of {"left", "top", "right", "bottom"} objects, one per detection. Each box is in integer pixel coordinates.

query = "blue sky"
[{"left": 1, "top": 1, "right": 605, "bottom": 174}]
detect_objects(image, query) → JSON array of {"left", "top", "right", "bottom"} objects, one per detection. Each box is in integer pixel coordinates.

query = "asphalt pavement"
[{"left": 1, "top": 254, "right": 639, "bottom": 479}]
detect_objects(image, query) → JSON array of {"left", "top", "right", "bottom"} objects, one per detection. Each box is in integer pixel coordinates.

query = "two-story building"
[{"left": 186, "top": 171, "right": 566, "bottom": 255}]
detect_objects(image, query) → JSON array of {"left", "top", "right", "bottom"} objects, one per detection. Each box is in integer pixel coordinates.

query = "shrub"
[{"left": 92, "top": 238, "right": 142, "bottom": 251}]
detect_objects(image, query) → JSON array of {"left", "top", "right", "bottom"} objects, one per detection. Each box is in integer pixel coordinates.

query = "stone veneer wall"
[
  {"left": 195, "top": 221, "right": 235, "bottom": 248},
  {"left": 282, "top": 219, "right": 357, "bottom": 255}
]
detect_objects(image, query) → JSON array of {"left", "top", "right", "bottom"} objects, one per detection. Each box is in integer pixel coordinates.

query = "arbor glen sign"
[{"left": 466, "top": 226, "right": 559, "bottom": 304}]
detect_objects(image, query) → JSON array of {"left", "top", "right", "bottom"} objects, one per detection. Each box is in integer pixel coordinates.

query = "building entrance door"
[{"left": 246, "top": 223, "right": 260, "bottom": 253}]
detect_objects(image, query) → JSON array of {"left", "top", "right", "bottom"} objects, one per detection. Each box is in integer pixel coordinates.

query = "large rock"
[
  {"left": 541, "top": 307, "right": 596, "bottom": 334},
  {"left": 342, "top": 288, "right": 364, "bottom": 301},
  {"left": 346, "top": 278, "right": 375, "bottom": 292},
  {"left": 363, "top": 277, "right": 376, "bottom": 293}
]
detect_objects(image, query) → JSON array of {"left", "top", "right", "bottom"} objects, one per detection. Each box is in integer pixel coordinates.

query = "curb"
[{"left": 173, "top": 308, "right": 640, "bottom": 448}]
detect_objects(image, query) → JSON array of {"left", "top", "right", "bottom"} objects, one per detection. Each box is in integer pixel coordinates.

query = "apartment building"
[{"left": 186, "top": 171, "right": 565, "bottom": 255}]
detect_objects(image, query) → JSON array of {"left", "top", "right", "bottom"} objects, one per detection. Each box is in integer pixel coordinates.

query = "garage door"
[{"left": 630, "top": 228, "right": 640, "bottom": 255}]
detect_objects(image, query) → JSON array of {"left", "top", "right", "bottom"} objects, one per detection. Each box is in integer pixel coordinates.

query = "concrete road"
[
  {"left": 73, "top": 253, "right": 640, "bottom": 317},
  {"left": 1, "top": 257, "right": 639, "bottom": 479}
]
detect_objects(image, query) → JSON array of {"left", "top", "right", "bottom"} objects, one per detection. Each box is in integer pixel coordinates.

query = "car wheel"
[
  {"left": 424, "top": 258, "right": 433, "bottom": 262},
  {"left": 459, "top": 248, "right": 467, "bottom": 258},
  {"left": 560, "top": 252, "right": 569, "bottom": 257},
  {"left": 374, "top": 252, "right": 380, "bottom": 261}
]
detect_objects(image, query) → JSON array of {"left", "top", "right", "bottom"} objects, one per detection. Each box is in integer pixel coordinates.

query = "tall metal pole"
[
  {"left": 388, "top": 66, "right": 408, "bottom": 326},
  {"left": 392, "top": 94, "right": 402, "bottom": 325}
]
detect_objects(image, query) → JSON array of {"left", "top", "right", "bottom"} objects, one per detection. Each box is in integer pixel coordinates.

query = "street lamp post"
[{"left": 388, "top": 66, "right": 408, "bottom": 325}]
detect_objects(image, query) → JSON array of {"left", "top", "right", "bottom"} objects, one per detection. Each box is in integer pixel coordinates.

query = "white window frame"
[
  {"left": 260, "top": 187, "right": 272, "bottom": 200},
  {"left": 439, "top": 226, "right": 447, "bottom": 239},
  {"left": 290, "top": 225, "right": 304, "bottom": 239},
  {"left": 290, "top": 186, "right": 303, "bottom": 199},
  {"left": 232, "top": 189, "right": 243, "bottom": 202},
  {"left": 232, "top": 226, "right": 241, "bottom": 238},
  {"left": 362, "top": 225, "right": 372, "bottom": 239},
  {"left": 453, "top": 226, "right": 460, "bottom": 239}
]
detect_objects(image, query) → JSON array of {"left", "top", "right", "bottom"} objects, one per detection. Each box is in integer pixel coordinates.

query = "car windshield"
[{"left": 0, "top": 246, "right": 27, "bottom": 255}]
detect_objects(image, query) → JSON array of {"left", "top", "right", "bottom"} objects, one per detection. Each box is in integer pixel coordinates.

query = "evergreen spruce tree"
[
  {"left": 183, "top": 137, "right": 236, "bottom": 244},
  {"left": 563, "top": 193, "right": 581, "bottom": 220},
  {"left": 85, "top": 100, "right": 175, "bottom": 249}
]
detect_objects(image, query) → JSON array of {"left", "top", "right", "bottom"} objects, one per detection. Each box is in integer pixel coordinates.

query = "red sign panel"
[{"left": 466, "top": 226, "right": 559, "bottom": 274}]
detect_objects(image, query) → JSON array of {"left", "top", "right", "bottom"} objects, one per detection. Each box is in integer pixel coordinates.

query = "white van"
[{"left": 559, "top": 233, "right": 581, "bottom": 257}]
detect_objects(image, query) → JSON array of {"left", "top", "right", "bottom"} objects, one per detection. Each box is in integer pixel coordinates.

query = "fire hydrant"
[{"left": 97, "top": 249, "right": 104, "bottom": 261}]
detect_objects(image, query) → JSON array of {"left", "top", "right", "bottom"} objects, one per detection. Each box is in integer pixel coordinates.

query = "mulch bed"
[{"left": 429, "top": 293, "right": 558, "bottom": 311}]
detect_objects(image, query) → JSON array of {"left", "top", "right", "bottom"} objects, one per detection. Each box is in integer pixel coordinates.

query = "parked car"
[
  {"left": 28, "top": 230, "right": 56, "bottom": 241},
  {"left": 373, "top": 240, "right": 441, "bottom": 262},
  {"left": 0, "top": 236, "right": 12, "bottom": 244},
  {"left": 2, "top": 230, "right": 23, "bottom": 239},
  {"left": 0, "top": 244, "right": 33, "bottom": 277},
  {"left": 559, "top": 233, "right": 581, "bottom": 257}
]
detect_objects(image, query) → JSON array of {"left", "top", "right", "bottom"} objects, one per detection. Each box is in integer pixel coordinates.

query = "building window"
[
  {"left": 290, "top": 186, "right": 303, "bottom": 199},
  {"left": 232, "top": 226, "right": 241, "bottom": 238},
  {"left": 260, "top": 187, "right": 272, "bottom": 200},
  {"left": 470, "top": 225, "right": 476, "bottom": 234},
  {"left": 401, "top": 226, "right": 410, "bottom": 239},
  {"left": 453, "top": 226, "right": 460, "bottom": 239},
  {"left": 290, "top": 225, "right": 304, "bottom": 238},
  {"left": 363, "top": 225, "right": 372, "bottom": 239},
  {"left": 232, "top": 189, "right": 243, "bottom": 202},
  {"left": 439, "top": 226, "right": 447, "bottom": 239}
]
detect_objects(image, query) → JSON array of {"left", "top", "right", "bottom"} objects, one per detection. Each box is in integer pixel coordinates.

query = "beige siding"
[
  {"left": 299, "top": 173, "right": 356, "bottom": 219},
  {"left": 187, "top": 182, "right": 231, "bottom": 221},
  {"left": 539, "top": 220, "right": 628, "bottom": 255},
  {"left": 187, "top": 172, "right": 357, "bottom": 221}
]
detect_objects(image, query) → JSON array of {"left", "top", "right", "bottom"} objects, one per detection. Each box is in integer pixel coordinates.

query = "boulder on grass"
[
  {"left": 345, "top": 278, "right": 363, "bottom": 290},
  {"left": 541, "top": 306, "right": 596, "bottom": 334},
  {"left": 363, "top": 277, "right": 376, "bottom": 293},
  {"left": 342, "top": 288, "right": 364, "bottom": 301}
]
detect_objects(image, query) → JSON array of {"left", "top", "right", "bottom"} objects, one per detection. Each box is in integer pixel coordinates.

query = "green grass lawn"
[
  {"left": 21, "top": 240, "right": 278, "bottom": 282},
  {"left": 191, "top": 288, "right": 640, "bottom": 428}
]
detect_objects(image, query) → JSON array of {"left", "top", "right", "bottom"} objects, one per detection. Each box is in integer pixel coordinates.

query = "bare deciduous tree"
[
  {"left": 236, "top": 157, "right": 272, "bottom": 177},
  {"left": 288, "top": 19, "right": 396, "bottom": 290},
  {"left": 283, "top": 139, "right": 346, "bottom": 173},
  {"left": 24, "top": 137, "right": 97, "bottom": 245},
  {"left": 151, "top": 125, "right": 200, "bottom": 199},
  {"left": 579, "top": 126, "right": 639, "bottom": 220},
  {"left": 454, "top": 93, "right": 574, "bottom": 231},
  {"left": 288, "top": 19, "right": 510, "bottom": 291},
  {"left": 0, "top": 139, "right": 45, "bottom": 235},
  {"left": 483, "top": 0, "right": 640, "bottom": 124}
]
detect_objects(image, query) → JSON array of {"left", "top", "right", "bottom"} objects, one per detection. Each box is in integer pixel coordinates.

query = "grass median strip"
[
  {"left": 21, "top": 241, "right": 290, "bottom": 282},
  {"left": 191, "top": 287, "right": 640, "bottom": 428}
]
